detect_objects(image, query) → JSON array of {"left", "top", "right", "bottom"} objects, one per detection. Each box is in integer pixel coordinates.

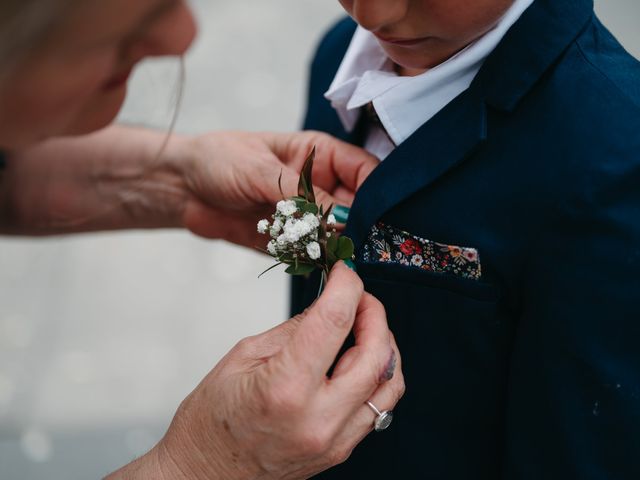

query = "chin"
[
  {"left": 385, "top": 54, "right": 430, "bottom": 75},
  {"left": 73, "top": 114, "right": 119, "bottom": 136},
  {"left": 384, "top": 44, "right": 453, "bottom": 73},
  {"left": 67, "top": 87, "right": 128, "bottom": 136},
  {"left": 391, "top": 59, "right": 432, "bottom": 76}
]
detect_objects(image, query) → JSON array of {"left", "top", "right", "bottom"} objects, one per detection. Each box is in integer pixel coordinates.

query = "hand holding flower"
[{"left": 173, "top": 130, "right": 378, "bottom": 248}]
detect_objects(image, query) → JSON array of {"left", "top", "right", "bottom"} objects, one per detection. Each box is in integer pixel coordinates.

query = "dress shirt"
[{"left": 325, "top": 0, "right": 535, "bottom": 160}]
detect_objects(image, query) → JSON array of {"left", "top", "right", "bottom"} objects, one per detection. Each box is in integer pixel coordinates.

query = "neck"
[{"left": 394, "top": 64, "right": 428, "bottom": 77}]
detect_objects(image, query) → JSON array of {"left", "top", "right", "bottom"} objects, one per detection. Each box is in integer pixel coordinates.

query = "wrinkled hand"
[
  {"left": 133, "top": 262, "right": 404, "bottom": 480},
  {"left": 172, "top": 130, "right": 379, "bottom": 247}
]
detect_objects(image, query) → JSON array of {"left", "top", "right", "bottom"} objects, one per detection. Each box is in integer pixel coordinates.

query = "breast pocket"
[
  {"left": 357, "top": 258, "right": 511, "bottom": 359},
  {"left": 358, "top": 261, "right": 499, "bottom": 302},
  {"left": 357, "top": 259, "right": 513, "bottom": 467}
]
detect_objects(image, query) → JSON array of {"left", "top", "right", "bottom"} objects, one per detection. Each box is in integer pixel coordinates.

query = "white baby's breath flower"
[
  {"left": 306, "top": 241, "right": 321, "bottom": 260},
  {"left": 279, "top": 219, "right": 299, "bottom": 244},
  {"left": 276, "top": 199, "right": 298, "bottom": 216},
  {"left": 257, "top": 219, "right": 270, "bottom": 234},
  {"left": 302, "top": 212, "right": 320, "bottom": 229},
  {"left": 270, "top": 218, "right": 283, "bottom": 237},
  {"left": 267, "top": 240, "right": 277, "bottom": 255},
  {"left": 278, "top": 215, "right": 319, "bottom": 244},
  {"left": 327, "top": 214, "right": 337, "bottom": 225}
]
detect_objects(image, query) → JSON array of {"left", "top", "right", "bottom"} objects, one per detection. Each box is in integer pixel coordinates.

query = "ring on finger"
[{"left": 366, "top": 401, "right": 393, "bottom": 432}]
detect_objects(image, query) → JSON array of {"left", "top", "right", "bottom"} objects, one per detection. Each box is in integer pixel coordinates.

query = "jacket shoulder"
[
  {"left": 302, "top": 17, "right": 357, "bottom": 134},
  {"left": 307, "top": 16, "right": 357, "bottom": 99},
  {"left": 574, "top": 15, "right": 640, "bottom": 109},
  {"left": 310, "top": 17, "right": 357, "bottom": 73},
  {"left": 532, "top": 15, "right": 640, "bottom": 162}
]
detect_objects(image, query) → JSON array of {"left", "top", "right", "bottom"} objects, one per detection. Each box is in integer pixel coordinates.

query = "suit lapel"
[
  {"left": 477, "top": 0, "right": 594, "bottom": 112},
  {"left": 343, "top": 0, "right": 594, "bottom": 250},
  {"left": 345, "top": 89, "right": 487, "bottom": 249}
]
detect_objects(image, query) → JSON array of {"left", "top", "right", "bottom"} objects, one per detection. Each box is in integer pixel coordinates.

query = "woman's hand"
[
  {"left": 171, "top": 130, "right": 379, "bottom": 247},
  {"left": 107, "top": 262, "right": 405, "bottom": 480}
]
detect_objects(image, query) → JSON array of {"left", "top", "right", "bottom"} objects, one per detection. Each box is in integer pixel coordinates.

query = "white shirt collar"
[{"left": 325, "top": 0, "right": 535, "bottom": 158}]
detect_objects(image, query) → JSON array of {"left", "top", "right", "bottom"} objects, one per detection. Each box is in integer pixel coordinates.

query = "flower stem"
[{"left": 316, "top": 269, "right": 328, "bottom": 298}]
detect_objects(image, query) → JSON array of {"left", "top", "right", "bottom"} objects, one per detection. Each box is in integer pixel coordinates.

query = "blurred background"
[{"left": 1, "top": 1, "right": 639, "bottom": 478}]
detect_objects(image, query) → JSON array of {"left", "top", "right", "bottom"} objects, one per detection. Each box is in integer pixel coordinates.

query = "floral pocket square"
[{"left": 361, "top": 223, "right": 482, "bottom": 280}]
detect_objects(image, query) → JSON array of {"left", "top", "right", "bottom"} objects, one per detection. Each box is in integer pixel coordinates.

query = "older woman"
[{"left": 0, "top": 1, "right": 404, "bottom": 479}]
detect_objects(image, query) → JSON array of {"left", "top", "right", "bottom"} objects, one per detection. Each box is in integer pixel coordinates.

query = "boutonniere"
[{"left": 257, "top": 147, "right": 354, "bottom": 291}]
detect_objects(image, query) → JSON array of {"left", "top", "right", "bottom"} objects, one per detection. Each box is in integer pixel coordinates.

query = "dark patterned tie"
[{"left": 362, "top": 101, "right": 396, "bottom": 146}]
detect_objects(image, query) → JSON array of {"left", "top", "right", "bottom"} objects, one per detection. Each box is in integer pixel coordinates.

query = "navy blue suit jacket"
[{"left": 292, "top": 0, "right": 640, "bottom": 478}]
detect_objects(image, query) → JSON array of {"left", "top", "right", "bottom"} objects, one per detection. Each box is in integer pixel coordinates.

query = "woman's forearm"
[
  {"left": 0, "top": 127, "right": 378, "bottom": 244},
  {"left": 0, "top": 125, "right": 191, "bottom": 235}
]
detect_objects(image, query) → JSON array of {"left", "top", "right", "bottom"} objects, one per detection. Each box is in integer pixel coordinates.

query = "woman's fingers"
[
  {"left": 313, "top": 334, "right": 404, "bottom": 466},
  {"left": 275, "top": 262, "right": 364, "bottom": 384},
  {"left": 261, "top": 131, "right": 379, "bottom": 188},
  {"left": 331, "top": 362, "right": 405, "bottom": 462},
  {"left": 272, "top": 163, "right": 348, "bottom": 220},
  {"left": 329, "top": 293, "right": 396, "bottom": 406},
  {"left": 309, "top": 131, "right": 380, "bottom": 191},
  {"left": 259, "top": 130, "right": 379, "bottom": 210}
]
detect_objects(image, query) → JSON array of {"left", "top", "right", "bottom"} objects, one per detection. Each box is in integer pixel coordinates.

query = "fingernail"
[
  {"left": 344, "top": 259, "right": 357, "bottom": 272},
  {"left": 332, "top": 205, "right": 350, "bottom": 224},
  {"left": 379, "top": 350, "right": 396, "bottom": 383}
]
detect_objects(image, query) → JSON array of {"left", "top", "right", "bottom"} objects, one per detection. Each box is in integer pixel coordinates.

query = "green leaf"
[
  {"left": 326, "top": 248, "right": 338, "bottom": 267},
  {"left": 326, "top": 233, "right": 338, "bottom": 254},
  {"left": 285, "top": 263, "right": 317, "bottom": 276},
  {"left": 297, "top": 147, "right": 316, "bottom": 203},
  {"left": 324, "top": 234, "right": 339, "bottom": 269},
  {"left": 277, "top": 169, "right": 285, "bottom": 199},
  {"left": 258, "top": 262, "right": 284, "bottom": 278},
  {"left": 336, "top": 236, "right": 354, "bottom": 260},
  {"left": 299, "top": 202, "right": 319, "bottom": 215}
]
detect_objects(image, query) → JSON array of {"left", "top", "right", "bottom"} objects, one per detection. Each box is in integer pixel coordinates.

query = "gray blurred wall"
[{"left": 0, "top": 1, "right": 638, "bottom": 478}]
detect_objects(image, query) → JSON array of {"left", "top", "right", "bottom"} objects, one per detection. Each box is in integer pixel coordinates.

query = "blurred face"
[
  {"left": 339, "top": 0, "right": 514, "bottom": 75},
  {"left": 0, "top": 0, "right": 197, "bottom": 149}
]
